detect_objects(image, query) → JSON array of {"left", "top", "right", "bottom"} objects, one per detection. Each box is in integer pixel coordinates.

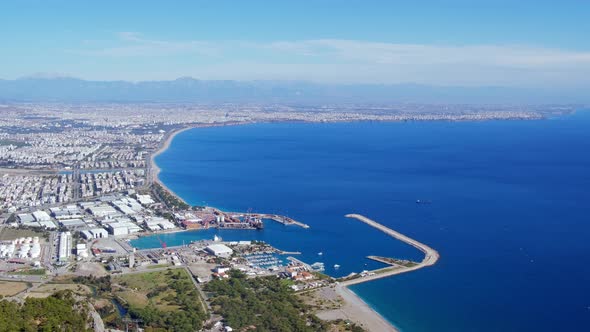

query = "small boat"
[
  {"left": 310, "top": 262, "right": 325, "bottom": 272},
  {"left": 333, "top": 264, "right": 340, "bottom": 269},
  {"left": 318, "top": 252, "right": 323, "bottom": 256}
]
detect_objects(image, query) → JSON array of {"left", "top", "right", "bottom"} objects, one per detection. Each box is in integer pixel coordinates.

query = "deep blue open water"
[{"left": 132, "top": 111, "right": 590, "bottom": 331}]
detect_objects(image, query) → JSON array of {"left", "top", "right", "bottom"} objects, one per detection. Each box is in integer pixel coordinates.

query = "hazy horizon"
[
  {"left": 1, "top": 1, "right": 589, "bottom": 92},
  {"left": 0, "top": 76, "right": 588, "bottom": 104}
]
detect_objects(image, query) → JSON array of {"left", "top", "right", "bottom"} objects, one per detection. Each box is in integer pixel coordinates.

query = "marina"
[{"left": 243, "top": 253, "right": 286, "bottom": 270}]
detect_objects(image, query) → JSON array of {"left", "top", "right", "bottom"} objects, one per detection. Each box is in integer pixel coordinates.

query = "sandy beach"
[
  {"left": 148, "top": 122, "right": 251, "bottom": 204},
  {"left": 147, "top": 125, "right": 200, "bottom": 206},
  {"left": 149, "top": 126, "right": 192, "bottom": 185},
  {"left": 315, "top": 284, "right": 399, "bottom": 332},
  {"left": 316, "top": 213, "right": 440, "bottom": 331}
]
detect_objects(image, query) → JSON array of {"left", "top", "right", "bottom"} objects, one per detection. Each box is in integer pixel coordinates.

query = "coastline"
[
  {"left": 149, "top": 126, "right": 193, "bottom": 203},
  {"left": 148, "top": 124, "right": 430, "bottom": 332},
  {"left": 315, "top": 283, "right": 400, "bottom": 332},
  {"left": 330, "top": 213, "right": 441, "bottom": 331},
  {"left": 337, "top": 284, "right": 400, "bottom": 332},
  {"left": 148, "top": 121, "right": 254, "bottom": 205}
]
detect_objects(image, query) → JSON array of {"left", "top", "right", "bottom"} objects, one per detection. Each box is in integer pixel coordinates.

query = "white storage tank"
[{"left": 30, "top": 243, "right": 41, "bottom": 258}]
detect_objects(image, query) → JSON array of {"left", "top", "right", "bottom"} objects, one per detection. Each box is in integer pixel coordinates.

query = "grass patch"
[
  {"left": 116, "top": 290, "right": 148, "bottom": 307},
  {"left": 280, "top": 278, "right": 295, "bottom": 287},
  {"left": 327, "top": 319, "right": 367, "bottom": 332},
  {"left": 9, "top": 268, "right": 46, "bottom": 276},
  {"left": 374, "top": 267, "right": 397, "bottom": 274},
  {"left": 113, "top": 268, "right": 207, "bottom": 331},
  {"left": 0, "top": 228, "right": 43, "bottom": 241},
  {"left": 0, "top": 281, "right": 30, "bottom": 296},
  {"left": 115, "top": 268, "right": 190, "bottom": 311},
  {"left": 31, "top": 283, "right": 91, "bottom": 297}
]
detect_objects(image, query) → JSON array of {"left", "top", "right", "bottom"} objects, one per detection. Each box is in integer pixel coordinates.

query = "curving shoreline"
[
  {"left": 148, "top": 125, "right": 438, "bottom": 332},
  {"left": 148, "top": 122, "right": 254, "bottom": 204},
  {"left": 148, "top": 126, "right": 193, "bottom": 203},
  {"left": 317, "top": 284, "right": 400, "bottom": 332},
  {"left": 322, "top": 214, "right": 440, "bottom": 332}
]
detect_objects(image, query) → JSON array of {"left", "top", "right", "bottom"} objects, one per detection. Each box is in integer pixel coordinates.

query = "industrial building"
[
  {"left": 80, "top": 227, "right": 109, "bottom": 239},
  {"left": 112, "top": 197, "right": 144, "bottom": 215},
  {"left": 144, "top": 217, "right": 176, "bottom": 231},
  {"left": 17, "top": 213, "right": 35, "bottom": 223},
  {"left": 76, "top": 243, "right": 88, "bottom": 258},
  {"left": 58, "top": 232, "right": 72, "bottom": 262},
  {"left": 32, "top": 210, "right": 51, "bottom": 222},
  {"left": 205, "top": 244, "right": 233, "bottom": 258},
  {"left": 59, "top": 218, "right": 87, "bottom": 228},
  {"left": 87, "top": 204, "right": 119, "bottom": 217},
  {"left": 50, "top": 205, "right": 85, "bottom": 220},
  {"left": 136, "top": 194, "right": 155, "bottom": 205},
  {"left": 106, "top": 220, "right": 142, "bottom": 236}
]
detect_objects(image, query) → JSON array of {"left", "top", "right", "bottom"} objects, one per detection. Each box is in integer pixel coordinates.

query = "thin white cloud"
[
  {"left": 69, "top": 33, "right": 590, "bottom": 86},
  {"left": 71, "top": 32, "right": 219, "bottom": 57},
  {"left": 266, "top": 39, "right": 590, "bottom": 68}
]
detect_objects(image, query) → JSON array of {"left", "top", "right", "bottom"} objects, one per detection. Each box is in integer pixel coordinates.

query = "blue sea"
[{"left": 132, "top": 111, "right": 590, "bottom": 332}]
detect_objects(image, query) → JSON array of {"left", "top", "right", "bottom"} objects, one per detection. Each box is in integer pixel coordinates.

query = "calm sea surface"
[{"left": 131, "top": 111, "right": 590, "bottom": 331}]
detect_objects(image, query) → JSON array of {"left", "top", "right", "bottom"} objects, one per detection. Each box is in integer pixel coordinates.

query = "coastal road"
[{"left": 341, "top": 214, "right": 440, "bottom": 286}]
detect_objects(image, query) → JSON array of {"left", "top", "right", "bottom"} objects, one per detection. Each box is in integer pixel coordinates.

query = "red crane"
[{"left": 157, "top": 235, "right": 167, "bottom": 248}]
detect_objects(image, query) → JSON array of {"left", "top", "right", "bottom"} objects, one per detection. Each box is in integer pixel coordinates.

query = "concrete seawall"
[{"left": 341, "top": 214, "right": 440, "bottom": 286}]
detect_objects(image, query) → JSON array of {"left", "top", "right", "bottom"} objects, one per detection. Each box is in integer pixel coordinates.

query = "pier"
[
  {"left": 264, "top": 214, "right": 310, "bottom": 228},
  {"left": 366, "top": 255, "right": 417, "bottom": 268},
  {"left": 287, "top": 256, "right": 313, "bottom": 270},
  {"left": 225, "top": 211, "right": 310, "bottom": 228},
  {"left": 340, "top": 214, "right": 440, "bottom": 286}
]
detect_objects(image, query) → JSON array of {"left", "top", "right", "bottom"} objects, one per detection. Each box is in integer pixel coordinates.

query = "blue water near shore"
[{"left": 132, "top": 111, "right": 590, "bottom": 331}]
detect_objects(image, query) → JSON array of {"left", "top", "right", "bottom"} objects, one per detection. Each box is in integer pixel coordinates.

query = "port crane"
[
  {"left": 157, "top": 235, "right": 167, "bottom": 248},
  {"left": 245, "top": 207, "right": 253, "bottom": 223}
]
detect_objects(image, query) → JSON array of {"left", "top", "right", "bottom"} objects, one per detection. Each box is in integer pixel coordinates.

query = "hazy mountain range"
[{"left": 0, "top": 77, "right": 586, "bottom": 104}]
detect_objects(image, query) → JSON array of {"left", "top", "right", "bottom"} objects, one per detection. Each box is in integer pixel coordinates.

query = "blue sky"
[{"left": 1, "top": 0, "right": 589, "bottom": 87}]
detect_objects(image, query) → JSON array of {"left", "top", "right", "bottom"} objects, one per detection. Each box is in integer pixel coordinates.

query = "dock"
[
  {"left": 263, "top": 214, "right": 310, "bottom": 228},
  {"left": 279, "top": 251, "right": 302, "bottom": 255},
  {"left": 287, "top": 256, "right": 312, "bottom": 270},
  {"left": 225, "top": 211, "right": 310, "bottom": 229}
]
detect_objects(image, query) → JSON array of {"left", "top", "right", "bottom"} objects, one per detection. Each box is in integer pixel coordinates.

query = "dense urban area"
[{"left": 0, "top": 102, "right": 573, "bottom": 331}]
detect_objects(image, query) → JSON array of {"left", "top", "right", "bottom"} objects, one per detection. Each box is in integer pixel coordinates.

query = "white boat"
[
  {"left": 310, "top": 262, "right": 325, "bottom": 271},
  {"left": 318, "top": 252, "right": 323, "bottom": 256},
  {"left": 334, "top": 264, "right": 340, "bottom": 269}
]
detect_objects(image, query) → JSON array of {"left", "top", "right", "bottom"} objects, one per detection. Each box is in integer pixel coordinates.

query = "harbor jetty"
[
  {"left": 341, "top": 214, "right": 440, "bottom": 286},
  {"left": 263, "top": 214, "right": 310, "bottom": 228},
  {"left": 225, "top": 211, "right": 310, "bottom": 229}
]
